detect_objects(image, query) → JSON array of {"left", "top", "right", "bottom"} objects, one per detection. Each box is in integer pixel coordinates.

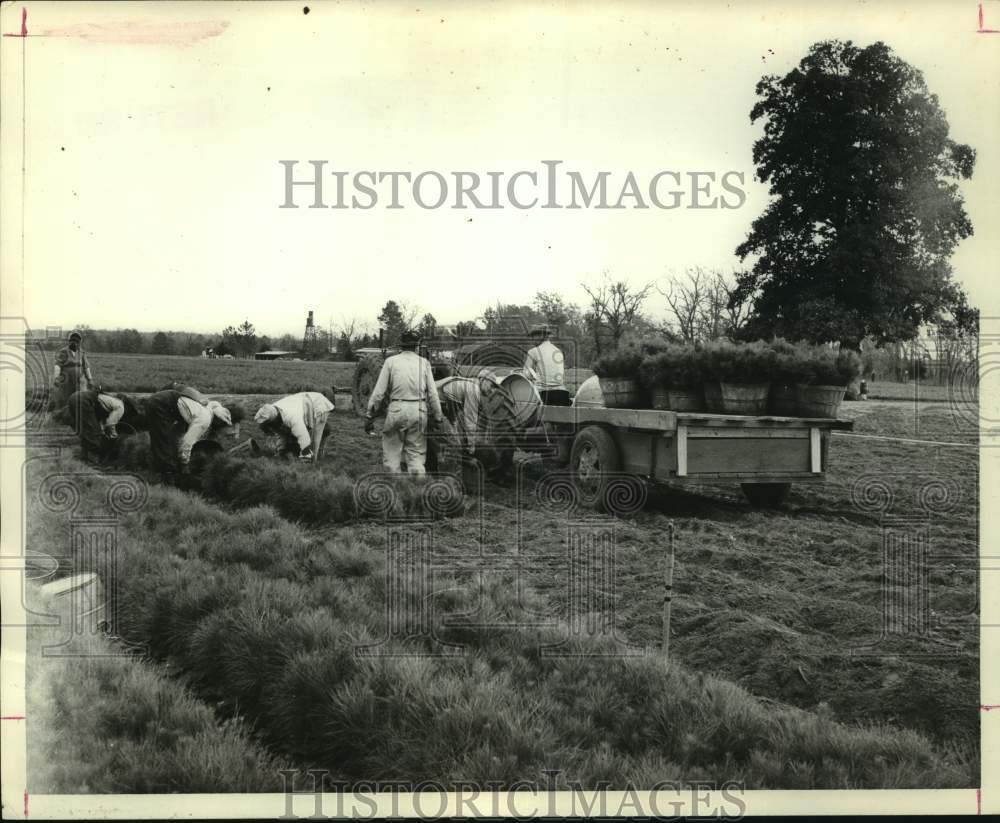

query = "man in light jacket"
[
  {"left": 143, "top": 388, "right": 240, "bottom": 478},
  {"left": 253, "top": 390, "right": 335, "bottom": 463},
  {"left": 524, "top": 325, "right": 569, "bottom": 406},
  {"left": 365, "top": 330, "right": 444, "bottom": 475}
]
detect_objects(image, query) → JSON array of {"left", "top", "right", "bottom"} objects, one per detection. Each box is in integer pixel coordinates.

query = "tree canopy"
[{"left": 734, "top": 40, "right": 976, "bottom": 348}]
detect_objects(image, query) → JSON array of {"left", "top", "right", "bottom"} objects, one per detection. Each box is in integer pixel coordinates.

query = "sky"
[{"left": 2, "top": 0, "right": 999, "bottom": 337}]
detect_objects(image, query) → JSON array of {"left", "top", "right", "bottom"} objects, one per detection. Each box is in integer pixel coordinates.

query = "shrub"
[
  {"left": 591, "top": 343, "right": 644, "bottom": 379},
  {"left": 637, "top": 344, "right": 705, "bottom": 388},
  {"left": 121, "top": 443, "right": 464, "bottom": 525},
  {"left": 26, "top": 450, "right": 976, "bottom": 790},
  {"left": 699, "top": 339, "right": 775, "bottom": 384},
  {"left": 799, "top": 346, "right": 863, "bottom": 387}
]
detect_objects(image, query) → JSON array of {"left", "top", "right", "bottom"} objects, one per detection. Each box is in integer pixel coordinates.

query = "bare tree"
[
  {"left": 659, "top": 268, "right": 750, "bottom": 342},
  {"left": 582, "top": 272, "right": 653, "bottom": 352},
  {"left": 658, "top": 268, "right": 707, "bottom": 343}
]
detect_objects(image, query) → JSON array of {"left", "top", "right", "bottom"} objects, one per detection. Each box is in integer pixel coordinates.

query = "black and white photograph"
[{"left": 0, "top": 0, "right": 996, "bottom": 818}]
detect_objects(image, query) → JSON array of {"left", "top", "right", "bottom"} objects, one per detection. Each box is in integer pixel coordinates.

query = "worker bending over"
[
  {"left": 144, "top": 388, "right": 241, "bottom": 478},
  {"left": 65, "top": 388, "right": 144, "bottom": 465},
  {"left": 365, "top": 330, "right": 443, "bottom": 475},
  {"left": 253, "top": 391, "right": 334, "bottom": 462},
  {"left": 436, "top": 370, "right": 502, "bottom": 455},
  {"left": 524, "top": 325, "right": 569, "bottom": 406},
  {"left": 159, "top": 382, "right": 210, "bottom": 405}
]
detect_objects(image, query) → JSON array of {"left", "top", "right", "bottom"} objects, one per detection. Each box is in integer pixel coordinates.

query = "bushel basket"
[
  {"left": 719, "top": 382, "right": 770, "bottom": 415},
  {"left": 598, "top": 377, "right": 641, "bottom": 409},
  {"left": 795, "top": 384, "right": 846, "bottom": 418},
  {"left": 651, "top": 385, "right": 704, "bottom": 412},
  {"left": 769, "top": 383, "right": 798, "bottom": 416}
]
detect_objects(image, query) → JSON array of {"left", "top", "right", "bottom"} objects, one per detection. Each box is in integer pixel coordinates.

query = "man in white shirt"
[
  {"left": 253, "top": 391, "right": 335, "bottom": 462},
  {"left": 365, "top": 330, "right": 444, "bottom": 475},
  {"left": 524, "top": 325, "right": 570, "bottom": 406}
]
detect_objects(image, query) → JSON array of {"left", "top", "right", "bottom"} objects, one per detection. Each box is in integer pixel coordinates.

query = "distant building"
[{"left": 254, "top": 350, "right": 299, "bottom": 361}]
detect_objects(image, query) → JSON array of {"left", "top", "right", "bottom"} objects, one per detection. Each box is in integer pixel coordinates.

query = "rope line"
[{"left": 833, "top": 432, "right": 978, "bottom": 449}]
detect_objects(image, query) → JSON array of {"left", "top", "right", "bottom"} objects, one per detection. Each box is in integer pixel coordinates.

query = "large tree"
[{"left": 734, "top": 40, "right": 976, "bottom": 348}]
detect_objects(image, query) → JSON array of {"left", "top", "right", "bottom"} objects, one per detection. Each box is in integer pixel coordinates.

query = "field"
[
  {"left": 22, "top": 354, "right": 979, "bottom": 790},
  {"left": 30, "top": 350, "right": 972, "bottom": 408}
]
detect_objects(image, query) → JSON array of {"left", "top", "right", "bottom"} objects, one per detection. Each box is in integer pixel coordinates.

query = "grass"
[
  {"left": 25, "top": 352, "right": 589, "bottom": 399},
  {"left": 30, "top": 352, "right": 358, "bottom": 395},
  {"left": 24, "top": 583, "right": 289, "bottom": 793},
  {"left": 23, "top": 443, "right": 976, "bottom": 789}
]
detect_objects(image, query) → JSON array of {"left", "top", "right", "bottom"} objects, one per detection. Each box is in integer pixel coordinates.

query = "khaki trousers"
[{"left": 381, "top": 400, "right": 428, "bottom": 475}]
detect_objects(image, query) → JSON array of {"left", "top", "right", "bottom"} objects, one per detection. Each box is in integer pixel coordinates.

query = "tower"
[{"left": 303, "top": 310, "right": 317, "bottom": 350}]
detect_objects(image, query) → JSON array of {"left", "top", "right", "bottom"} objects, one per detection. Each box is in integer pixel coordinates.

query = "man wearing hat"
[
  {"left": 253, "top": 390, "right": 334, "bottom": 462},
  {"left": 51, "top": 330, "right": 94, "bottom": 412},
  {"left": 435, "top": 368, "right": 503, "bottom": 456},
  {"left": 142, "top": 387, "right": 242, "bottom": 479},
  {"left": 365, "top": 329, "right": 444, "bottom": 475},
  {"left": 524, "top": 324, "right": 569, "bottom": 406}
]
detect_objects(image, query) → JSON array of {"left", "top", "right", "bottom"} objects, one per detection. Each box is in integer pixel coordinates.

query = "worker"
[
  {"left": 65, "top": 388, "right": 144, "bottom": 464},
  {"left": 436, "top": 369, "right": 502, "bottom": 456},
  {"left": 524, "top": 324, "right": 569, "bottom": 406},
  {"left": 253, "top": 391, "right": 335, "bottom": 462},
  {"left": 365, "top": 329, "right": 444, "bottom": 476},
  {"left": 50, "top": 331, "right": 94, "bottom": 412},
  {"left": 436, "top": 369, "right": 520, "bottom": 484},
  {"left": 142, "top": 388, "right": 242, "bottom": 479}
]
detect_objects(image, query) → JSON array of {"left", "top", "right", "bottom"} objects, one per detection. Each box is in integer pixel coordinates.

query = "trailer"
[{"left": 522, "top": 404, "right": 854, "bottom": 509}]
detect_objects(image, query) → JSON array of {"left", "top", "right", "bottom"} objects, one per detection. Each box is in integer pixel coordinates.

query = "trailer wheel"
[
  {"left": 741, "top": 482, "right": 791, "bottom": 508},
  {"left": 571, "top": 425, "right": 623, "bottom": 511}
]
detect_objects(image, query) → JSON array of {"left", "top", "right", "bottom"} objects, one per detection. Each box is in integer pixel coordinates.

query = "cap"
[
  {"left": 68, "top": 330, "right": 83, "bottom": 342},
  {"left": 207, "top": 400, "right": 232, "bottom": 426},
  {"left": 253, "top": 403, "right": 278, "bottom": 424},
  {"left": 400, "top": 330, "right": 421, "bottom": 347}
]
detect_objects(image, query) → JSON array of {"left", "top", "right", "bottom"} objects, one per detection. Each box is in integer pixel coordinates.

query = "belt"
[{"left": 392, "top": 398, "right": 424, "bottom": 402}]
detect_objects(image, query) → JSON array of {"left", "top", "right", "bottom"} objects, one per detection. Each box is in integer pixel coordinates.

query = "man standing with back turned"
[
  {"left": 524, "top": 324, "right": 569, "bottom": 406},
  {"left": 365, "top": 330, "right": 443, "bottom": 475}
]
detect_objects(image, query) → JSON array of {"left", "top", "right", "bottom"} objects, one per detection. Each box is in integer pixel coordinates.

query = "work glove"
[{"left": 364, "top": 417, "right": 375, "bottom": 435}]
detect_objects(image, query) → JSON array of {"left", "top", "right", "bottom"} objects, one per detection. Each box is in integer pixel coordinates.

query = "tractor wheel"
[
  {"left": 570, "top": 425, "right": 622, "bottom": 511},
  {"left": 741, "top": 482, "right": 791, "bottom": 508},
  {"left": 352, "top": 354, "right": 385, "bottom": 418}
]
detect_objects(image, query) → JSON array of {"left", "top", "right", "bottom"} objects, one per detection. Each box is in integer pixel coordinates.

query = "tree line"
[{"left": 50, "top": 39, "right": 980, "bottom": 382}]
